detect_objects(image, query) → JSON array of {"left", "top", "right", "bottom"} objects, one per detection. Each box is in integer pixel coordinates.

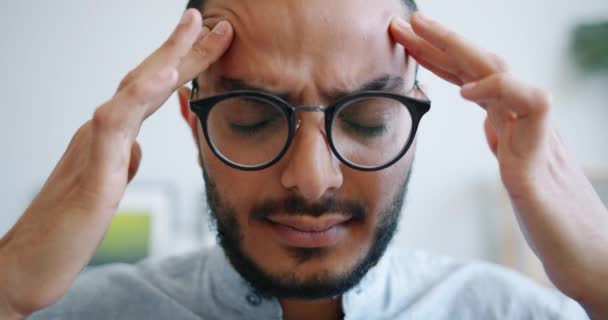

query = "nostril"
[{"left": 280, "top": 122, "right": 344, "bottom": 197}]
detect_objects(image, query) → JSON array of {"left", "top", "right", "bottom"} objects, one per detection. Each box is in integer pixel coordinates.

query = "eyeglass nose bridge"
[
  {"left": 293, "top": 106, "right": 325, "bottom": 113},
  {"left": 292, "top": 105, "right": 326, "bottom": 129}
]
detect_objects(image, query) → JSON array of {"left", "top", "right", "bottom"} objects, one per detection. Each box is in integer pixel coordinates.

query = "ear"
[{"left": 177, "top": 86, "right": 199, "bottom": 141}]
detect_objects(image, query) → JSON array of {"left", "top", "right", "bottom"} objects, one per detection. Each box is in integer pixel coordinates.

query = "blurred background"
[{"left": 1, "top": 1, "right": 607, "bottom": 280}]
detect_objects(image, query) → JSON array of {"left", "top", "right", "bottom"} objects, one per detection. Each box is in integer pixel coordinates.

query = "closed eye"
[{"left": 339, "top": 117, "right": 388, "bottom": 138}]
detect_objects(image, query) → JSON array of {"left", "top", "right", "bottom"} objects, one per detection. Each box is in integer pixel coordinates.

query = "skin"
[
  {"left": 390, "top": 14, "right": 608, "bottom": 318},
  {"left": 181, "top": 0, "right": 415, "bottom": 318},
  {"left": 0, "top": 2, "right": 607, "bottom": 320},
  {"left": 0, "top": 10, "right": 234, "bottom": 319}
]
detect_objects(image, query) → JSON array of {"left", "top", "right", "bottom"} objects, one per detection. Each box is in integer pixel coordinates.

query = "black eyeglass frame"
[{"left": 189, "top": 82, "right": 431, "bottom": 172}]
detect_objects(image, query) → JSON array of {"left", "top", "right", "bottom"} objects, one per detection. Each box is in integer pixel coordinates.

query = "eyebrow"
[
  {"left": 352, "top": 74, "right": 405, "bottom": 94},
  {"left": 217, "top": 74, "right": 406, "bottom": 103}
]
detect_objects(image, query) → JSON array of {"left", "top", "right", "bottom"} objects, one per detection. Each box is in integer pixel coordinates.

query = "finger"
[
  {"left": 91, "top": 67, "right": 178, "bottom": 175},
  {"left": 410, "top": 13, "right": 503, "bottom": 78},
  {"left": 460, "top": 73, "right": 551, "bottom": 117},
  {"left": 484, "top": 100, "right": 514, "bottom": 140},
  {"left": 414, "top": 56, "right": 464, "bottom": 86},
  {"left": 390, "top": 19, "right": 465, "bottom": 82},
  {"left": 127, "top": 142, "right": 142, "bottom": 183},
  {"left": 176, "top": 20, "right": 234, "bottom": 86},
  {"left": 117, "top": 9, "right": 203, "bottom": 92},
  {"left": 484, "top": 117, "right": 499, "bottom": 156}
]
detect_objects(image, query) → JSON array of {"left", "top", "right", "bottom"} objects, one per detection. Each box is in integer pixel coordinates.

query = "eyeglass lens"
[
  {"left": 205, "top": 96, "right": 413, "bottom": 169},
  {"left": 332, "top": 97, "right": 412, "bottom": 168}
]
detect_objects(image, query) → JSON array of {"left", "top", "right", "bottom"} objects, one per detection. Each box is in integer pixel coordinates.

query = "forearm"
[{"left": 0, "top": 259, "right": 25, "bottom": 320}]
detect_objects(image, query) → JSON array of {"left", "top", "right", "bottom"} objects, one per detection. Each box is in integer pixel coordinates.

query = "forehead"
[{"left": 202, "top": 0, "right": 408, "bottom": 98}]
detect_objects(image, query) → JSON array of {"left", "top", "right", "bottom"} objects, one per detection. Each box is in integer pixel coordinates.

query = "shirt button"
[{"left": 246, "top": 293, "right": 262, "bottom": 306}]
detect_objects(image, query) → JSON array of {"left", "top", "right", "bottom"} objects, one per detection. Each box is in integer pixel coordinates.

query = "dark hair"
[{"left": 187, "top": 0, "right": 418, "bottom": 16}]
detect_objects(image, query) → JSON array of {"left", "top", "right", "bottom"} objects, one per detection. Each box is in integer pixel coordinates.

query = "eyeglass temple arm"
[
  {"left": 190, "top": 80, "right": 199, "bottom": 101},
  {"left": 407, "top": 63, "right": 430, "bottom": 101}
]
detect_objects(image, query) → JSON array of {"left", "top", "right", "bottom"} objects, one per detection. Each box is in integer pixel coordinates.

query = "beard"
[{"left": 203, "top": 168, "right": 411, "bottom": 300}]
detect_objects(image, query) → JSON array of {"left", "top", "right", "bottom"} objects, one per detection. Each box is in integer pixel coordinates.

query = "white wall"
[
  {"left": 1, "top": 1, "right": 607, "bottom": 264},
  {"left": 400, "top": 0, "right": 608, "bottom": 262}
]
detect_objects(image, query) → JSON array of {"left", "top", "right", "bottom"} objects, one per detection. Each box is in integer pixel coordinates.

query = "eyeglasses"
[{"left": 189, "top": 82, "right": 431, "bottom": 171}]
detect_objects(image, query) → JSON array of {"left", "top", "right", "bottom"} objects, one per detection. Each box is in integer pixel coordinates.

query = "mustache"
[{"left": 250, "top": 194, "right": 367, "bottom": 222}]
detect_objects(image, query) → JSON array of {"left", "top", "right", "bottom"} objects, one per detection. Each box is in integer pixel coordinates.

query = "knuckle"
[
  {"left": 124, "top": 80, "right": 148, "bottom": 101},
  {"left": 92, "top": 106, "right": 115, "bottom": 131},
  {"left": 490, "top": 73, "right": 511, "bottom": 101},
  {"left": 494, "top": 73, "right": 510, "bottom": 89},
  {"left": 532, "top": 88, "right": 551, "bottom": 112},
  {"left": 118, "top": 71, "right": 136, "bottom": 92},
  {"left": 490, "top": 53, "right": 509, "bottom": 72},
  {"left": 191, "top": 42, "right": 210, "bottom": 58},
  {"left": 455, "top": 68, "right": 468, "bottom": 82}
]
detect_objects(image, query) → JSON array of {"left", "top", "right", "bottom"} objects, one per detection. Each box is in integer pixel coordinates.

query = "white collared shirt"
[{"left": 31, "top": 245, "right": 589, "bottom": 319}]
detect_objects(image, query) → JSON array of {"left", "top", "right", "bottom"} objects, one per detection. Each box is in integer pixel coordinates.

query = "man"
[{"left": 1, "top": 0, "right": 607, "bottom": 319}]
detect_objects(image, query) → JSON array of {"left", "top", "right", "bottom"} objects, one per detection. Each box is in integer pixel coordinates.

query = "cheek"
[
  {"left": 197, "top": 126, "right": 285, "bottom": 220},
  {"left": 198, "top": 127, "right": 251, "bottom": 213},
  {"left": 200, "top": 159, "right": 252, "bottom": 219},
  {"left": 347, "top": 147, "right": 413, "bottom": 217}
]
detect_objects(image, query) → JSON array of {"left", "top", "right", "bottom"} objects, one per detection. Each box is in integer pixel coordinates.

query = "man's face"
[{"left": 193, "top": 0, "right": 417, "bottom": 298}]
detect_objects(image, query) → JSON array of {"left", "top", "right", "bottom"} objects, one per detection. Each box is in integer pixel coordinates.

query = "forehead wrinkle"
[
  {"left": 205, "top": 0, "right": 307, "bottom": 56},
  {"left": 202, "top": 0, "right": 409, "bottom": 104},
  {"left": 204, "top": 0, "right": 403, "bottom": 58},
  {"left": 216, "top": 73, "right": 406, "bottom": 107},
  {"left": 203, "top": 0, "right": 312, "bottom": 94}
]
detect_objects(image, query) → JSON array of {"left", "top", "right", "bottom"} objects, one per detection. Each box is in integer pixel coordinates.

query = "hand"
[
  {"left": 0, "top": 9, "right": 233, "bottom": 319},
  {"left": 390, "top": 13, "right": 608, "bottom": 318}
]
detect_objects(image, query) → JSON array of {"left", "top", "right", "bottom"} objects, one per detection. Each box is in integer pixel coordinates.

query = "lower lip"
[{"left": 266, "top": 220, "right": 349, "bottom": 248}]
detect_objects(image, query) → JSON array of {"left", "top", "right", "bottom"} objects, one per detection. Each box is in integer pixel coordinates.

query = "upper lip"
[{"left": 266, "top": 215, "right": 351, "bottom": 232}]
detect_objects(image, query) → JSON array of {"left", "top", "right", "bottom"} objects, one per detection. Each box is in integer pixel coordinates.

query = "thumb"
[{"left": 128, "top": 141, "right": 142, "bottom": 183}]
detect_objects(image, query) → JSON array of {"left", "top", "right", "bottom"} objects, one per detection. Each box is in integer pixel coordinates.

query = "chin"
[{"left": 242, "top": 245, "right": 374, "bottom": 300}]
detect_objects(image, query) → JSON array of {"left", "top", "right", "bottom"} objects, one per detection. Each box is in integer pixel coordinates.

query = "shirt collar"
[{"left": 203, "top": 245, "right": 395, "bottom": 319}]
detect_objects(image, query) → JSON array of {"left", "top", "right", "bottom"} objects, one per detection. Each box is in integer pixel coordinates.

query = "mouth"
[{"left": 265, "top": 215, "right": 351, "bottom": 248}]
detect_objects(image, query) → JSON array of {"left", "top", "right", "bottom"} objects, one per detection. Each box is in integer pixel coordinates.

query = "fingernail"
[
  {"left": 201, "top": 26, "right": 211, "bottom": 37},
  {"left": 213, "top": 21, "right": 229, "bottom": 35},
  {"left": 461, "top": 82, "right": 477, "bottom": 92},
  {"left": 179, "top": 10, "right": 192, "bottom": 26},
  {"left": 392, "top": 18, "right": 411, "bottom": 31}
]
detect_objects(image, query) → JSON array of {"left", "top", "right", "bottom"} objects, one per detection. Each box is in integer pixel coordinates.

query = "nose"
[{"left": 280, "top": 113, "right": 343, "bottom": 201}]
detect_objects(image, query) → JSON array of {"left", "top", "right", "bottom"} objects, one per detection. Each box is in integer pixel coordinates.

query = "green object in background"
[
  {"left": 89, "top": 212, "right": 151, "bottom": 266},
  {"left": 572, "top": 21, "right": 608, "bottom": 72}
]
